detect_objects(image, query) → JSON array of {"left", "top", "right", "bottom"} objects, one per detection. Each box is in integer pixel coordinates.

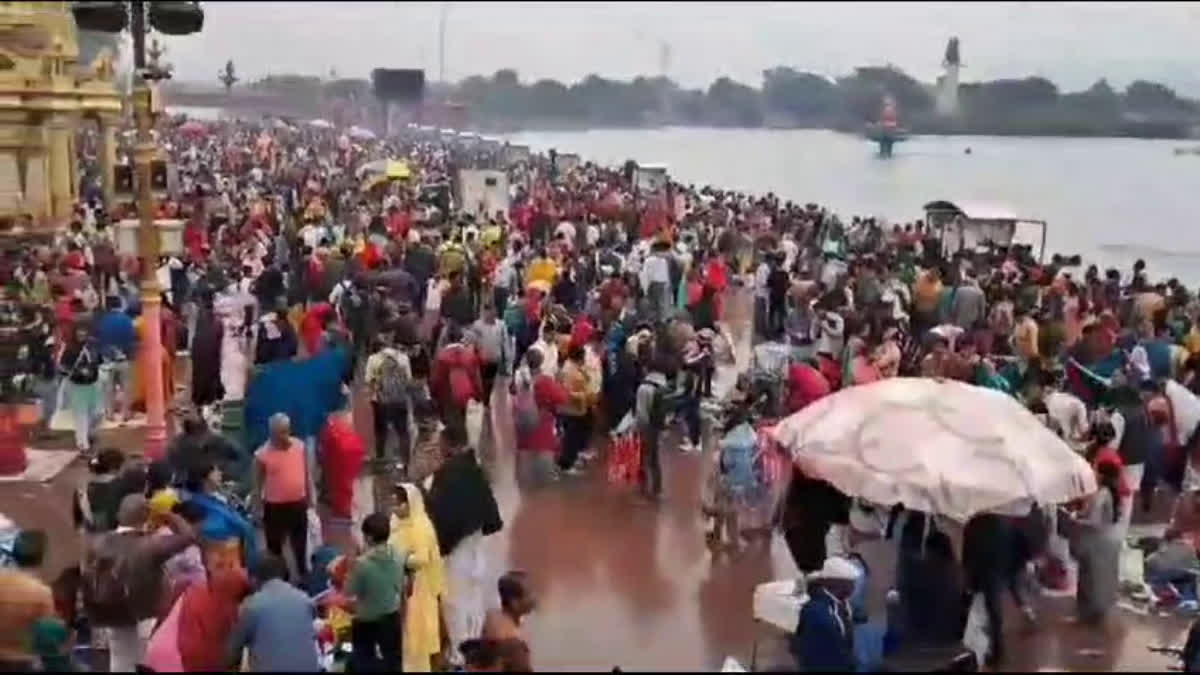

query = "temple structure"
[
  {"left": 865, "top": 95, "right": 908, "bottom": 158},
  {"left": 0, "top": 1, "right": 122, "bottom": 230}
]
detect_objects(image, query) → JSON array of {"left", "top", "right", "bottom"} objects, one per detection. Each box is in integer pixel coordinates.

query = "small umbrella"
[
  {"left": 347, "top": 126, "right": 376, "bottom": 141},
  {"left": 308, "top": 118, "right": 334, "bottom": 129},
  {"left": 178, "top": 120, "right": 207, "bottom": 137},
  {"left": 770, "top": 377, "right": 1097, "bottom": 521},
  {"left": 355, "top": 159, "right": 389, "bottom": 179},
  {"left": 385, "top": 160, "right": 411, "bottom": 180}
]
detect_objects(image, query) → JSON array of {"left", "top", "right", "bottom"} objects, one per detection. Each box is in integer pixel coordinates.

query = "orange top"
[{"left": 256, "top": 438, "right": 308, "bottom": 504}]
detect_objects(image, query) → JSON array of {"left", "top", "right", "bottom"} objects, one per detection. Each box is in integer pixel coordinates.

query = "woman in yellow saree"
[{"left": 389, "top": 482, "right": 447, "bottom": 672}]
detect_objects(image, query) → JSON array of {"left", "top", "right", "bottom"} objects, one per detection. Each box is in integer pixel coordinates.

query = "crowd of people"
[{"left": 0, "top": 102, "right": 1197, "bottom": 673}]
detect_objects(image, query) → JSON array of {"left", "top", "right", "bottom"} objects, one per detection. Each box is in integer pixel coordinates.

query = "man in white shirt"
[
  {"left": 531, "top": 324, "right": 559, "bottom": 377},
  {"left": 815, "top": 311, "right": 845, "bottom": 359},
  {"left": 363, "top": 338, "right": 414, "bottom": 465},
  {"left": 639, "top": 242, "right": 672, "bottom": 322},
  {"left": 555, "top": 220, "right": 577, "bottom": 248},
  {"left": 780, "top": 234, "right": 799, "bottom": 272},
  {"left": 1045, "top": 388, "right": 1089, "bottom": 446}
]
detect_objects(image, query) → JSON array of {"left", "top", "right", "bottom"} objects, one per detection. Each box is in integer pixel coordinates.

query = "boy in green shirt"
[{"left": 346, "top": 512, "right": 407, "bottom": 672}]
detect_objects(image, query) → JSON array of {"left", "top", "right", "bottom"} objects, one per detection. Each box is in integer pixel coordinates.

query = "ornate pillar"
[
  {"left": 46, "top": 112, "right": 77, "bottom": 224},
  {"left": 99, "top": 114, "right": 119, "bottom": 206}
]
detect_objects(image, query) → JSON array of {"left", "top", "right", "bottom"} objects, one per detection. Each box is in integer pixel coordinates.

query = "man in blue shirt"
[
  {"left": 93, "top": 295, "right": 136, "bottom": 423},
  {"left": 791, "top": 557, "right": 860, "bottom": 672},
  {"left": 226, "top": 554, "right": 321, "bottom": 672}
]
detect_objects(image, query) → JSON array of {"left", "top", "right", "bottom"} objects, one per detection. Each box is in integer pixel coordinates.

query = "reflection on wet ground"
[{"left": 0, "top": 288, "right": 1189, "bottom": 671}]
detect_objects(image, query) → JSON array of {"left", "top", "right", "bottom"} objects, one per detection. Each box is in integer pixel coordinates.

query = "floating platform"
[{"left": 864, "top": 125, "right": 910, "bottom": 157}]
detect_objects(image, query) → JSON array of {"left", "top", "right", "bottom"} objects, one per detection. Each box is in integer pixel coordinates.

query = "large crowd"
[{"left": 0, "top": 105, "right": 1197, "bottom": 673}]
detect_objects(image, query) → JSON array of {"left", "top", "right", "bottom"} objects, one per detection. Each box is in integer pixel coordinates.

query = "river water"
[{"left": 503, "top": 128, "right": 1200, "bottom": 284}]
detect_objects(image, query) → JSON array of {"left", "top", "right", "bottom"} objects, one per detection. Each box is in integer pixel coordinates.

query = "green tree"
[
  {"left": 705, "top": 77, "right": 763, "bottom": 127},
  {"left": 761, "top": 67, "right": 840, "bottom": 123},
  {"left": 1125, "top": 79, "right": 1193, "bottom": 113}
]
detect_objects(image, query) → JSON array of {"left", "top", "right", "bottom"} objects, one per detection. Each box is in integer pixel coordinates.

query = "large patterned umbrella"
[{"left": 769, "top": 377, "right": 1096, "bottom": 521}]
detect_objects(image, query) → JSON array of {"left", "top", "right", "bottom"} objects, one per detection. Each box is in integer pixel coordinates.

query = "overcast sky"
[{"left": 159, "top": 1, "right": 1200, "bottom": 94}]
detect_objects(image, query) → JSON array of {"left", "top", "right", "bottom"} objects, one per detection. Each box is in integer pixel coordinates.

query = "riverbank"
[{"left": 500, "top": 127, "right": 1200, "bottom": 284}]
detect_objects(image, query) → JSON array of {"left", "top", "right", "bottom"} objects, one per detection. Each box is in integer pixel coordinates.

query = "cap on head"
[{"left": 806, "top": 556, "right": 861, "bottom": 582}]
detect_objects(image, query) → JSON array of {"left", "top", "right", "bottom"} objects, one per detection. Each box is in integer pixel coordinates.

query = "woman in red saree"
[
  {"left": 319, "top": 409, "right": 366, "bottom": 520},
  {"left": 177, "top": 566, "right": 252, "bottom": 671},
  {"left": 301, "top": 302, "right": 336, "bottom": 357},
  {"left": 704, "top": 255, "right": 729, "bottom": 321}
]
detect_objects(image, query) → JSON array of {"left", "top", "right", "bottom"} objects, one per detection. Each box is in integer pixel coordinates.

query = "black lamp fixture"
[
  {"left": 71, "top": 1, "right": 129, "bottom": 33},
  {"left": 72, "top": 1, "right": 204, "bottom": 37},
  {"left": 148, "top": 1, "right": 204, "bottom": 36}
]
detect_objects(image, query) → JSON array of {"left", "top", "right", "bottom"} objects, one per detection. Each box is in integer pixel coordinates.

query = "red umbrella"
[{"left": 178, "top": 120, "right": 208, "bottom": 137}]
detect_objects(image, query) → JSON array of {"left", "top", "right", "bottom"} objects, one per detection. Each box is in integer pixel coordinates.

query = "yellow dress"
[
  {"left": 526, "top": 257, "right": 558, "bottom": 288},
  {"left": 389, "top": 484, "right": 446, "bottom": 672}
]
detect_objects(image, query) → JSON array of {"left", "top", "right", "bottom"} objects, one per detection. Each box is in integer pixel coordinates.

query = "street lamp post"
[{"left": 73, "top": 0, "right": 204, "bottom": 459}]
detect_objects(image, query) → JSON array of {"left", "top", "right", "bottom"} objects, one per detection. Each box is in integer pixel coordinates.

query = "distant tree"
[
  {"left": 324, "top": 78, "right": 370, "bottom": 101},
  {"left": 1060, "top": 78, "right": 1121, "bottom": 123},
  {"left": 836, "top": 66, "right": 934, "bottom": 123},
  {"left": 762, "top": 67, "right": 840, "bottom": 123},
  {"left": 492, "top": 69, "right": 520, "bottom": 88},
  {"left": 705, "top": 77, "right": 763, "bottom": 127},
  {"left": 571, "top": 74, "right": 645, "bottom": 125},
  {"left": 251, "top": 74, "right": 324, "bottom": 109},
  {"left": 670, "top": 88, "right": 709, "bottom": 125},
  {"left": 1125, "top": 79, "right": 1192, "bottom": 113},
  {"left": 528, "top": 78, "right": 576, "bottom": 119},
  {"left": 419, "top": 61, "right": 1200, "bottom": 136}
]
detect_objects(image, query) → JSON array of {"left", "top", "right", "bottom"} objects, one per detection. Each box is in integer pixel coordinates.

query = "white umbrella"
[
  {"left": 307, "top": 118, "right": 334, "bottom": 129},
  {"left": 770, "top": 377, "right": 1097, "bottom": 521},
  {"left": 347, "top": 126, "right": 376, "bottom": 141}
]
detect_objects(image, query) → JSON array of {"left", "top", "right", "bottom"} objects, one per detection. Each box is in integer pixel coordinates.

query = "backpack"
[
  {"left": 81, "top": 530, "right": 137, "bottom": 626},
  {"left": 373, "top": 352, "right": 409, "bottom": 405},
  {"left": 513, "top": 379, "right": 540, "bottom": 435},
  {"left": 645, "top": 379, "right": 670, "bottom": 428}
]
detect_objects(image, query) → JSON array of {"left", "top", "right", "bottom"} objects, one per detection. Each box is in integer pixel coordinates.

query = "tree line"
[{"left": 240, "top": 65, "right": 1200, "bottom": 138}]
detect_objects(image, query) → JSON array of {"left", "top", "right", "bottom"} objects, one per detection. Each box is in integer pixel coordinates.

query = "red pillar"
[{"left": 0, "top": 403, "right": 31, "bottom": 476}]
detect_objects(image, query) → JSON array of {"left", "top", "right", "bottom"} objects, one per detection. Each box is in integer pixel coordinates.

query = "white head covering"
[{"left": 806, "top": 556, "right": 861, "bottom": 582}]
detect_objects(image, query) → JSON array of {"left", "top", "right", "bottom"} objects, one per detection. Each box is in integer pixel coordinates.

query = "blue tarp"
[{"left": 244, "top": 347, "right": 350, "bottom": 453}]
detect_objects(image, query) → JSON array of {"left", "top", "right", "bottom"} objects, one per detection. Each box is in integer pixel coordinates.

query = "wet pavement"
[{"left": 0, "top": 287, "right": 1190, "bottom": 671}]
